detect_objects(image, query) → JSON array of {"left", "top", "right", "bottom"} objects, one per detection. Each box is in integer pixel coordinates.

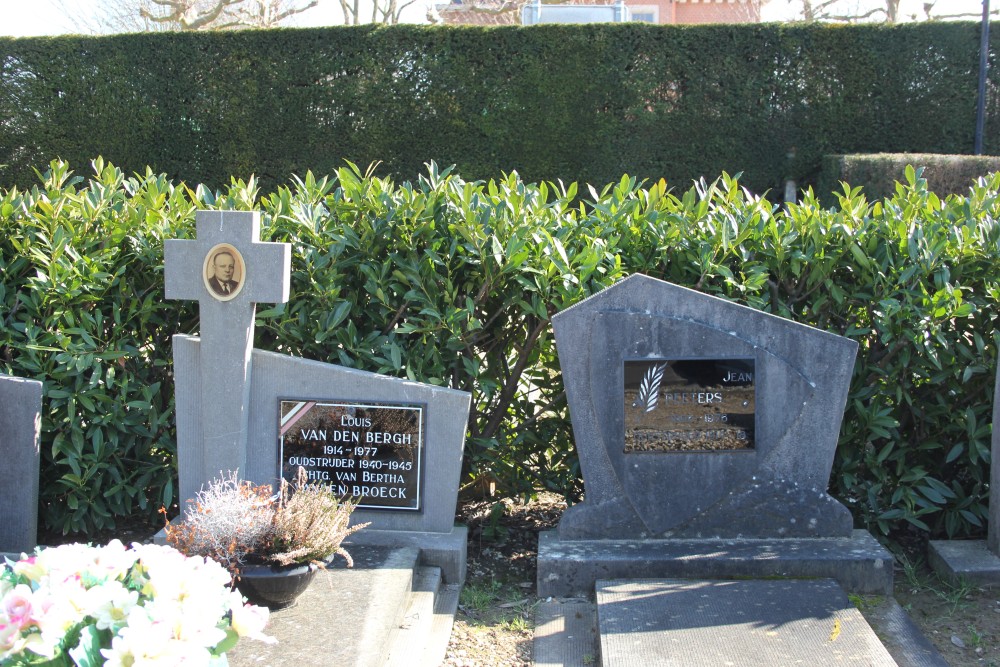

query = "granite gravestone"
[
  {"left": 537, "top": 274, "right": 893, "bottom": 596},
  {"left": 164, "top": 211, "right": 471, "bottom": 582},
  {"left": 0, "top": 374, "right": 43, "bottom": 554}
]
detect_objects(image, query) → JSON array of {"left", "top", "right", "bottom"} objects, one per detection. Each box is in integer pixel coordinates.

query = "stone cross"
[{"left": 164, "top": 210, "right": 290, "bottom": 481}]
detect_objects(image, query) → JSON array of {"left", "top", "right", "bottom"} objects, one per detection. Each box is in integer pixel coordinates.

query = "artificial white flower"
[
  {"left": 2, "top": 541, "right": 275, "bottom": 664},
  {"left": 30, "top": 592, "right": 76, "bottom": 658},
  {"left": 88, "top": 580, "right": 140, "bottom": 631},
  {"left": 99, "top": 630, "right": 139, "bottom": 667},
  {"left": 10, "top": 555, "right": 44, "bottom": 584},
  {"left": 91, "top": 539, "right": 140, "bottom": 581},
  {"left": 229, "top": 592, "right": 276, "bottom": 644}
]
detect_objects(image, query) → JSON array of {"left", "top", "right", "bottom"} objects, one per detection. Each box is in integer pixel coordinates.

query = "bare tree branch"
[
  {"left": 923, "top": 0, "right": 1000, "bottom": 22},
  {"left": 227, "top": 0, "right": 321, "bottom": 28},
  {"left": 372, "top": 0, "right": 419, "bottom": 24},
  {"left": 930, "top": 12, "right": 999, "bottom": 19},
  {"left": 451, "top": 0, "right": 520, "bottom": 16},
  {"left": 142, "top": 0, "right": 244, "bottom": 30},
  {"left": 798, "top": 0, "right": 993, "bottom": 24},
  {"left": 62, "top": 0, "right": 322, "bottom": 32},
  {"left": 339, "top": 0, "right": 365, "bottom": 25},
  {"left": 824, "top": 8, "right": 886, "bottom": 22}
]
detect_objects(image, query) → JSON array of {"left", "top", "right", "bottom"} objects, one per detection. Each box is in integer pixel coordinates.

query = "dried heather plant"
[
  {"left": 268, "top": 468, "right": 370, "bottom": 568},
  {"left": 165, "top": 471, "right": 276, "bottom": 575}
]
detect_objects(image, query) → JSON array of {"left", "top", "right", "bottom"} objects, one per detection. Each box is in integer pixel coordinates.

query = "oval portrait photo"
[{"left": 203, "top": 244, "right": 245, "bottom": 302}]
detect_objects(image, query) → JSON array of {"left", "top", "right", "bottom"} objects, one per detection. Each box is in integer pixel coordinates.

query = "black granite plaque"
[
  {"left": 279, "top": 400, "right": 423, "bottom": 510},
  {"left": 623, "top": 358, "right": 755, "bottom": 452}
]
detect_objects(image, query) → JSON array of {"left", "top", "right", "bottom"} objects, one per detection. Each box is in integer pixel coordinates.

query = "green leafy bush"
[
  {"left": 775, "top": 168, "right": 1000, "bottom": 538},
  {"left": 0, "top": 160, "right": 196, "bottom": 533},
  {"left": 2, "top": 159, "right": 999, "bottom": 541}
]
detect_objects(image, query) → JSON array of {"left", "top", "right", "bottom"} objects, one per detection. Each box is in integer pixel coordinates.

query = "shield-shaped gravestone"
[{"left": 553, "top": 274, "right": 857, "bottom": 539}]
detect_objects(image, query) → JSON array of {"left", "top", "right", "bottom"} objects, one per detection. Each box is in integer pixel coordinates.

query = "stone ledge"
[
  {"left": 346, "top": 524, "right": 467, "bottom": 585},
  {"left": 928, "top": 539, "right": 1000, "bottom": 587},
  {"left": 537, "top": 529, "right": 893, "bottom": 598}
]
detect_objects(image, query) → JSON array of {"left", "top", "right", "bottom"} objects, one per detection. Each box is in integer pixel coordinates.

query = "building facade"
[{"left": 437, "top": 0, "right": 761, "bottom": 26}]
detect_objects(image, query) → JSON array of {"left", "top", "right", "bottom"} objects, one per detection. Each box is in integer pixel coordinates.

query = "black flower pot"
[{"left": 236, "top": 562, "right": 317, "bottom": 609}]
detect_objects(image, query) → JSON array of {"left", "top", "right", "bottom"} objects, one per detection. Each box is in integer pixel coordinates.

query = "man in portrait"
[{"left": 208, "top": 251, "right": 239, "bottom": 296}]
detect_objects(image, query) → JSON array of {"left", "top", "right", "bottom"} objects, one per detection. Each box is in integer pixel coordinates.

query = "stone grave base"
[
  {"left": 155, "top": 524, "right": 467, "bottom": 586},
  {"left": 537, "top": 529, "right": 893, "bottom": 598},
  {"left": 229, "top": 544, "right": 460, "bottom": 667},
  {"left": 534, "top": 586, "right": 947, "bottom": 667},
  {"left": 928, "top": 539, "right": 1000, "bottom": 586}
]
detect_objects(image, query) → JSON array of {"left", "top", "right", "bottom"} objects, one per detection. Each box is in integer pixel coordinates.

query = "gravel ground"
[{"left": 442, "top": 494, "right": 564, "bottom": 667}]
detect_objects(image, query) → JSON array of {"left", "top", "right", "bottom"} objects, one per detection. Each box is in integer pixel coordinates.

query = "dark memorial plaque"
[
  {"left": 624, "top": 358, "right": 755, "bottom": 453},
  {"left": 279, "top": 400, "right": 423, "bottom": 510}
]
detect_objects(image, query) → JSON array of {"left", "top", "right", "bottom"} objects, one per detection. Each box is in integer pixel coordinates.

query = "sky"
[{"left": 0, "top": 0, "right": 991, "bottom": 36}]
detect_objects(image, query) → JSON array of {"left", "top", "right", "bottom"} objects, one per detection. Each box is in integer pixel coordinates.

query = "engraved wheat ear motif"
[{"left": 637, "top": 363, "right": 667, "bottom": 413}]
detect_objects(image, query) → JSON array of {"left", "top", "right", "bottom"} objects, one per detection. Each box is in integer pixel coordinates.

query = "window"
[{"left": 630, "top": 5, "right": 658, "bottom": 22}]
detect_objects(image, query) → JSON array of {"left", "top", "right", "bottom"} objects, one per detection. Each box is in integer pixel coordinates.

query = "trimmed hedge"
[
  {"left": 1, "top": 22, "right": 997, "bottom": 196},
  {"left": 2, "top": 159, "right": 1000, "bottom": 542},
  {"left": 820, "top": 154, "right": 1000, "bottom": 203}
]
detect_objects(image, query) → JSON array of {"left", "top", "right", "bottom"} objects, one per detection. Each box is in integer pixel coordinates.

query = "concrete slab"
[
  {"left": 927, "top": 539, "right": 1000, "bottom": 587},
  {"left": 346, "top": 524, "right": 468, "bottom": 584},
  {"left": 383, "top": 566, "right": 462, "bottom": 667},
  {"left": 425, "top": 583, "right": 461, "bottom": 667},
  {"left": 597, "top": 578, "right": 897, "bottom": 666},
  {"left": 538, "top": 529, "right": 894, "bottom": 598},
  {"left": 862, "top": 597, "right": 949, "bottom": 667},
  {"left": 533, "top": 601, "right": 598, "bottom": 667},
  {"left": 228, "top": 544, "right": 417, "bottom": 667},
  {"left": 383, "top": 566, "right": 440, "bottom": 666}
]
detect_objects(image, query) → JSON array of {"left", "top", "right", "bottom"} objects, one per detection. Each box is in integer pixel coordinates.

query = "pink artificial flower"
[
  {"left": 0, "top": 621, "right": 19, "bottom": 651},
  {"left": 3, "top": 586, "right": 36, "bottom": 630}
]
